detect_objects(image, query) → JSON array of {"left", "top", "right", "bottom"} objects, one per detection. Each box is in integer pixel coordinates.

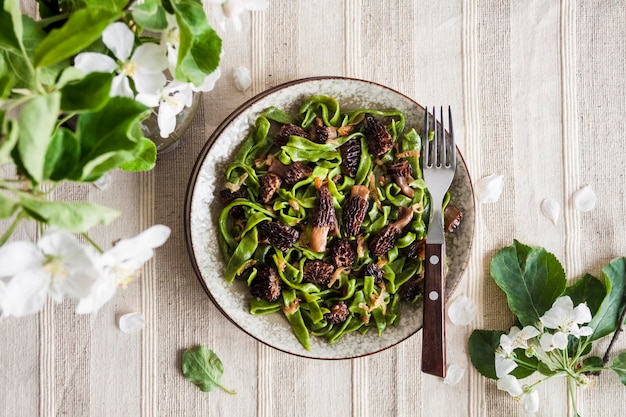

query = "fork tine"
[
  {"left": 439, "top": 106, "right": 445, "bottom": 167},
  {"left": 423, "top": 107, "right": 429, "bottom": 166},
  {"left": 448, "top": 106, "right": 456, "bottom": 168},
  {"left": 432, "top": 106, "right": 439, "bottom": 166}
]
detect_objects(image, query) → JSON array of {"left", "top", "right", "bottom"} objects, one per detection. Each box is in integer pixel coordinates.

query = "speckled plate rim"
[{"left": 184, "top": 76, "right": 475, "bottom": 360}]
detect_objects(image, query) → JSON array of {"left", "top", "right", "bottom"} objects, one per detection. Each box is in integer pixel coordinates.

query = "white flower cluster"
[
  {"left": 494, "top": 296, "right": 594, "bottom": 414},
  {"left": 73, "top": 0, "right": 268, "bottom": 138},
  {"left": 0, "top": 226, "right": 170, "bottom": 317}
]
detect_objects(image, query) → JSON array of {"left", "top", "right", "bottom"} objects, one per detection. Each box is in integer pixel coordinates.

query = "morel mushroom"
[
  {"left": 250, "top": 266, "right": 282, "bottom": 302},
  {"left": 329, "top": 238, "right": 356, "bottom": 268},
  {"left": 339, "top": 137, "right": 361, "bottom": 178},
  {"left": 274, "top": 123, "right": 310, "bottom": 147},
  {"left": 404, "top": 238, "right": 426, "bottom": 260},
  {"left": 444, "top": 204, "right": 463, "bottom": 233},
  {"left": 343, "top": 185, "right": 370, "bottom": 238},
  {"left": 399, "top": 275, "right": 423, "bottom": 302},
  {"left": 219, "top": 186, "right": 247, "bottom": 219},
  {"left": 387, "top": 159, "right": 414, "bottom": 198},
  {"left": 258, "top": 221, "right": 299, "bottom": 252},
  {"left": 283, "top": 162, "right": 313, "bottom": 186},
  {"left": 309, "top": 117, "right": 338, "bottom": 143},
  {"left": 363, "top": 113, "right": 394, "bottom": 156},
  {"left": 302, "top": 259, "right": 335, "bottom": 285},
  {"left": 368, "top": 206, "right": 414, "bottom": 257},
  {"left": 310, "top": 183, "right": 337, "bottom": 252},
  {"left": 259, "top": 173, "right": 282, "bottom": 203},
  {"left": 362, "top": 263, "right": 384, "bottom": 285},
  {"left": 324, "top": 301, "right": 349, "bottom": 324}
]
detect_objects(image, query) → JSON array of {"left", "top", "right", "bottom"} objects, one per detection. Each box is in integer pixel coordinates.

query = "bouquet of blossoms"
[
  {"left": 0, "top": 0, "right": 267, "bottom": 317},
  {"left": 470, "top": 240, "right": 626, "bottom": 416}
]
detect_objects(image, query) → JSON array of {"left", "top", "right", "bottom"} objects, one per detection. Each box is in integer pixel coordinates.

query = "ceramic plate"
[{"left": 185, "top": 77, "right": 475, "bottom": 359}]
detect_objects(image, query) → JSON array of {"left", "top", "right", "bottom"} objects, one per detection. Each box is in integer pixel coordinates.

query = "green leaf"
[
  {"left": 132, "top": 0, "right": 168, "bottom": 31},
  {"left": 583, "top": 355, "right": 603, "bottom": 370},
  {"left": 0, "top": 119, "right": 18, "bottom": 163},
  {"left": 174, "top": 0, "right": 222, "bottom": 86},
  {"left": 565, "top": 273, "right": 605, "bottom": 316},
  {"left": 22, "top": 15, "right": 66, "bottom": 86},
  {"left": 0, "top": 0, "right": 24, "bottom": 52},
  {"left": 61, "top": 72, "right": 112, "bottom": 112},
  {"left": 55, "top": 66, "right": 84, "bottom": 89},
  {"left": 0, "top": 193, "right": 17, "bottom": 219},
  {"left": 468, "top": 329, "right": 504, "bottom": 380},
  {"left": 1, "top": 48, "right": 36, "bottom": 90},
  {"left": 118, "top": 137, "right": 156, "bottom": 172},
  {"left": 588, "top": 258, "right": 626, "bottom": 341},
  {"left": 72, "top": 97, "right": 150, "bottom": 181},
  {"left": 181, "top": 346, "right": 236, "bottom": 394},
  {"left": 19, "top": 194, "right": 120, "bottom": 233},
  {"left": 16, "top": 92, "right": 61, "bottom": 183},
  {"left": 0, "top": 72, "right": 13, "bottom": 98},
  {"left": 611, "top": 352, "right": 626, "bottom": 385},
  {"left": 490, "top": 240, "right": 566, "bottom": 327},
  {"left": 44, "top": 127, "right": 81, "bottom": 181},
  {"left": 33, "top": 8, "right": 121, "bottom": 68}
]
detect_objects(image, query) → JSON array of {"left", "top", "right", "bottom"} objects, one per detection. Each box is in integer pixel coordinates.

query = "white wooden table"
[{"left": 3, "top": 1, "right": 626, "bottom": 416}]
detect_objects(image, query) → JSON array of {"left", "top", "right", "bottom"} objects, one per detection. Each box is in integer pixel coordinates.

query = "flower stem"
[
  {"left": 0, "top": 210, "right": 25, "bottom": 246},
  {"left": 602, "top": 307, "right": 626, "bottom": 365},
  {"left": 567, "top": 376, "right": 580, "bottom": 417},
  {"left": 81, "top": 233, "right": 104, "bottom": 254}
]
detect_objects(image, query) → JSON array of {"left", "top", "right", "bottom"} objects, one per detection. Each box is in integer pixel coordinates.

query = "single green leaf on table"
[
  {"left": 173, "top": 0, "right": 222, "bottom": 86},
  {"left": 611, "top": 352, "right": 626, "bottom": 385},
  {"left": 15, "top": 92, "right": 61, "bottom": 184},
  {"left": 33, "top": 8, "right": 121, "bottom": 68},
  {"left": 132, "top": 0, "right": 168, "bottom": 31},
  {"left": 181, "top": 346, "right": 236, "bottom": 394},
  {"left": 588, "top": 257, "right": 626, "bottom": 341},
  {"left": 564, "top": 273, "right": 605, "bottom": 316},
  {"left": 61, "top": 72, "right": 113, "bottom": 112},
  {"left": 72, "top": 97, "right": 151, "bottom": 182},
  {"left": 18, "top": 193, "right": 120, "bottom": 233},
  {"left": 0, "top": 0, "right": 24, "bottom": 52},
  {"left": 490, "top": 240, "right": 566, "bottom": 327}
]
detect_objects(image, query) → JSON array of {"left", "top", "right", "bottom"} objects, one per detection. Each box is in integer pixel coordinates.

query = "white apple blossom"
[
  {"left": 521, "top": 389, "right": 540, "bottom": 413},
  {"left": 495, "top": 353, "right": 518, "bottom": 378},
  {"left": 496, "top": 374, "right": 523, "bottom": 397},
  {"left": 76, "top": 225, "right": 171, "bottom": 314},
  {"left": 540, "top": 296, "right": 593, "bottom": 338},
  {"left": 500, "top": 325, "right": 541, "bottom": 354},
  {"left": 539, "top": 331, "right": 569, "bottom": 352},
  {"left": 74, "top": 22, "right": 168, "bottom": 98},
  {"left": 137, "top": 81, "right": 194, "bottom": 138},
  {"left": 0, "top": 231, "right": 100, "bottom": 317},
  {"left": 208, "top": 0, "right": 269, "bottom": 32}
]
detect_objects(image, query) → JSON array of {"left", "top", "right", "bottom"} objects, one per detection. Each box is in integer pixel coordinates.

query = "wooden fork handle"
[{"left": 421, "top": 242, "right": 447, "bottom": 377}]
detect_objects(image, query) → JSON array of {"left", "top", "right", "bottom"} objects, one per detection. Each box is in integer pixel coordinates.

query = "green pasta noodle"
[{"left": 217, "top": 95, "right": 458, "bottom": 350}]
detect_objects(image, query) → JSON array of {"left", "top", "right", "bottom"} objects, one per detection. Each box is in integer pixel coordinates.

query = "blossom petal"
[
  {"left": 1, "top": 269, "right": 49, "bottom": 317},
  {"left": 136, "top": 92, "right": 161, "bottom": 108},
  {"left": 132, "top": 43, "right": 168, "bottom": 73},
  {"left": 496, "top": 375, "right": 523, "bottom": 397},
  {"left": 102, "top": 22, "right": 135, "bottom": 61},
  {"left": 74, "top": 52, "right": 117, "bottom": 74},
  {"left": 443, "top": 364, "right": 465, "bottom": 386},
  {"left": 107, "top": 225, "right": 171, "bottom": 271},
  {"left": 0, "top": 241, "right": 43, "bottom": 278},
  {"left": 575, "top": 326, "right": 593, "bottom": 337},
  {"left": 133, "top": 71, "right": 166, "bottom": 95},
  {"left": 495, "top": 354, "right": 517, "bottom": 378},
  {"left": 110, "top": 74, "right": 134, "bottom": 98},
  {"left": 448, "top": 295, "right": 478, "bottom": 326},
  {"left": 75, "top": 274, "right": 116, "bottom": 314},
  {"left": 573, "top": 303, "right": 592, "bottom": 324},
  {"left": 233, "top": 66, "right": 252, "bottom": 92},
  {"left": 522, "top": 390, "right": 540, "bottom": 413},
  {"left": 191, "top": 68, "right": 221, "bottom": 92},
  {"left": 157, "top": 101, "right": 179, "bottom": 138}
]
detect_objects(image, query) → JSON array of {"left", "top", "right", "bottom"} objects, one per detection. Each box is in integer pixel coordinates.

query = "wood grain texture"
[{"left": 3, "top": 1, "right": 626, "bottom": 416}]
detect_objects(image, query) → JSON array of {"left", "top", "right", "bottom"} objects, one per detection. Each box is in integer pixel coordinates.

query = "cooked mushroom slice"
[
  {"left": 274, "top": 123, "right": 310, "bottom": 147},
  {"left": 404, "top": 238, "right": 426, "bottom": 260},
  {"left": 219, "top": 186, "right": 247, "bottom": 218},
  {"left": 267, "top": 155, "right": 290, "bottom": 177},
  {"left": 343, "top": 185, "right": 369, "bottom": 238},
  {"left": 258, "top": 221, "right": 299, "bottom": 252},
  {"left": 329, "top": 238, "right": 356, "bottom": 268},
  {"left": 363, "top": 113, "right": 394, "bottom": 156},
  {"left": 250, "top": 266, "right": 282, "bottom": 302},
  {"left": 399, "top": 274, "right": 423, "bottom": 303},
  {"left": 324, "top": 301, "right": 349, "bottom": 324},
  {"left": 387, "top": 159, "right": 414, "bottom": 198},
  {"left": 368, "top": 206, "right": 414, "bottom": 257},
  {"left": 302, "top": 259, "right": 335, "bottom": 285},
  {"left": 362, "top": 263, "right": 384, "bottom": 285},
  {"left": 310, "top": 184, "right": 337, "bottom": 252},
  {"left": 259, "top": 173, "right": 282, "bottom": 203},
  {"left": 444, "top": 204, "right": 463, "bottom": 233},
  {"left": 339, "top": 137, "right": 361, "bottom": 178},
  {"left": 309, "top": 117, "right": 338, "bottom": 143},
  {"left": 283, "top": 162, "right": 313, "bottom": 186}
]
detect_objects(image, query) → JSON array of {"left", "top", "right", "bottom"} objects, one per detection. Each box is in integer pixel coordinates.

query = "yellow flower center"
[
  {"left": 121, "top": 61, "right": 139, "bottom": 77},
  {"left": 43, "top": 257, "right": 68, "bottom": 283}
]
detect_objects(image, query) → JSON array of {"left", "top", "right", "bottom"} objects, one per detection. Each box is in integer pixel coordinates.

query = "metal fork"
[{"left": 421, "top": 106, "right": 456, "bottom": 378}]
